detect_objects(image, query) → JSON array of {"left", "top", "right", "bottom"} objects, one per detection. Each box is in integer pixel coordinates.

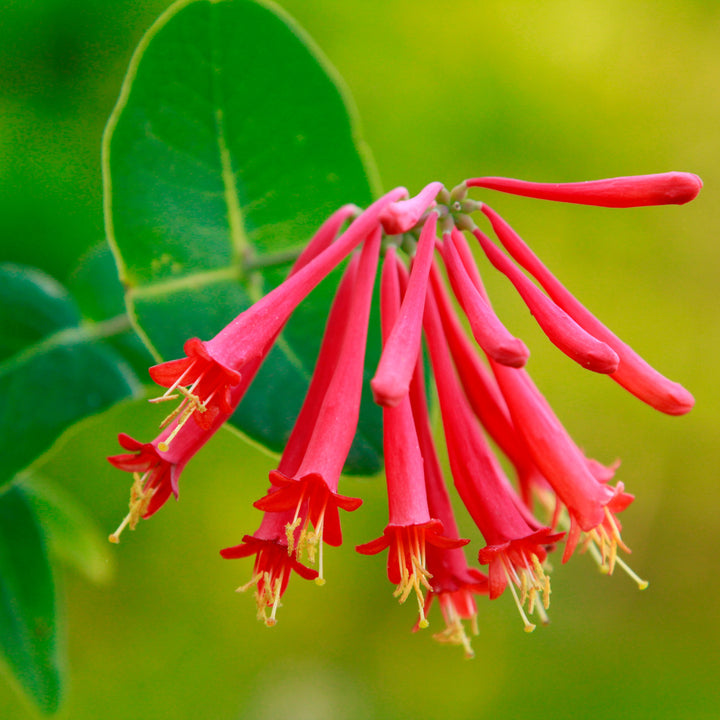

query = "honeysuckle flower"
[
  {"left": 107, "top": 381, "right": 243, "bottom": 542},
  {"left": 220, "top": 253, "right": 365, "bottom": 622},
  {"left": 107, "top": 204, "right": 372, "bottom": 541},
  {"left": 428, "top": 260, "right": 550, "bottom": 510},
  {"left": 109, "top": 166, "right": 699, "bottom": 644},
  {"left": 407, "top": 324, "right": 488, "bottom": 657},
  {"left": 358, "top": 247, "right": 466, "bottom": 629},
  {"left": 424, "top": 278, "right": 564, "bottom": 632},
  {"left": 489, "top": 359, "right": 638, "bottom": 577},
  {"left": 147, "top": 187, "right": 407, "bottom": 448},
  {"left": 478, "top": 201, "right": 695, "bottom": 414},
  {"left": 253, "top": 226, "right": 383, "bottom": 581},
  {"left": 220, "top": 509, "right": 318, "bottom": 627}
]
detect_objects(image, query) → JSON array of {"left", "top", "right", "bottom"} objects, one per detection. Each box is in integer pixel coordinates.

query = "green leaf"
[
  {"left": 0, "top": 264, "right": 142, "bottom": 490},
  {"left": 0, "top": 485, "right": 62, "bottom": 714},
  {"left": 23, "top": 474, "right": 114, "bottom": 585},
  {"left": 69, "top": 243, "right": 156, "bottom": 379},
  {"left": 104, "top": 0, "right": 383, "bottom": 474}
]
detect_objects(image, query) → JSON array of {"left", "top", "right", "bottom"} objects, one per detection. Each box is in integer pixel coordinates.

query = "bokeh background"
[{"left": 1, "top": 0, "right": 718, "bottom": 718}]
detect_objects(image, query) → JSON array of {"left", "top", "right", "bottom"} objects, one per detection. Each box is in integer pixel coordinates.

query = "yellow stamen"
[
  {"left": 108, "top": 473, "right": 155, "bottom": 543},
  {"left": 432, "top": 601, "right": 477, "bottom": 659},
  {"left": 502, "top": 552, "right": 552, "bottom": 632},
  {"left": 286, "top": 494, "right": 328, "bottom": 585},
  {"left": 586, "top": 535, "right": 648, "bottom": 589},
  {"left": 241, "top": 570, "right": 285, "bottom": 627},
  {"left": 265, "top": 576, "right": 283, "bottom": 627},
  {"left": 285, "top": 517, "right": 302, "bottom": 554},
  {"left": 314, "top": 535, "right": 326, "bottom": 587},
  {"left": 391, "top": 528, "right": 432, "bottom": 629},
  {"left": 614, "top": 555, "right": 649, "bottom": 591},
  {"left": 504, "top": 564, "right": 536, "bottom": 633}
]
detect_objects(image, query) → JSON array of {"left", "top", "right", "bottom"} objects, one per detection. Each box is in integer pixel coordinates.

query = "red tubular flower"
[
  {"left": 147, "top": 186, "right": 408, "bottom": 446},
  {"left": 490, "top": 360, "right": 638, "bottom": 577},
  {"left": 371, "top": 212, "right": 438, "bottom": 407},
  {"left": 106, "top": 377, "right": 247, "bottom": 542},
  {"left": 358, "top": 248, "right": 466, "bottom": 629},
  {"left": 220, "top": 510, "right": 318, "bottom": 627},
  {"left": 438, "top": 227, "right": 529, "bottom": 368},
  {"left": 424, "top": 280, "right": 563, "bottom": 632},
  {"left": 253, "top": 225, "right": 384, "bottom": 581},
  {"left": 469, "top": 224, "right": 620, "bottom": 374},
  {"left": 220, "top": 254, "right": 364, "bottom": 623},
  {"left": 467, "top": 171, "right": 702, "bottom": 207},
  {"left": 107, "top": 433, "right": 175, "bottom": 540},
  {"left": 407, "top": 315, "right": 488, "bottom": 656},
  {"left": 108, "top": 207, "right": 368, "bottom": 542},
  {"left": 428, "top": 260, "right": 550, "bottom": 510},
  {"left": 479, "top": 202, "right": 695, "bottom": 415}
]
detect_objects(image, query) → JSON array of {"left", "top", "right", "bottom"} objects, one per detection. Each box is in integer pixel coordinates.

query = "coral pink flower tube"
[
  {"left": 428, "top": 261, "right": 549, "bottom": 509},
  {"left": 470, "top": 225, "right": 620, "bottom": 374},
  {"left": 358, "top": 249, "right": 464, "bottom": 629},
  {"left": 371, "top": 212, "right": 438, "bottom": 407},
  {"left": 489, "top": 360, "right": 634, "bottom": 563},
  {"left": 254, "top": 226, "right": 383, "bottom": 553},
  {"left": 205, "top": 187, "right": 407, "bottom": 368},
  {"left": 439, "top": 228, "right": 529, "bottom": 367},
  {"left": 407, "top": 319, "right": 487, "bottom": 655},
  {"left": 467, "top": 172, "right": 702, "bottom": 207}
]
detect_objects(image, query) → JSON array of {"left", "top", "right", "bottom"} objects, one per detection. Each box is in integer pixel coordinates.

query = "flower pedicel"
[{"left": 110, "top": 172, "right": 700, "bottom": 654}]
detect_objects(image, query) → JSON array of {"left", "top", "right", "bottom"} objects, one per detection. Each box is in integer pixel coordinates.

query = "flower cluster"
[{"left": 109, "top": 171, "right": 700, "bottom": 656}]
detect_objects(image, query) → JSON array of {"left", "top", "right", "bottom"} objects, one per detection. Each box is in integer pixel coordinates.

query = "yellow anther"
[
  {"left": 502, "top": 554, "right": 551, "bottom": 632},
  {"left": 108, "top": 473, "right": 155, "bottom": 543},
  {"left": 285, "top": 517, "right": 302, "bottom": 554},
  {"left": 432, "top": 610, "right": 476, "bottom": 659}
]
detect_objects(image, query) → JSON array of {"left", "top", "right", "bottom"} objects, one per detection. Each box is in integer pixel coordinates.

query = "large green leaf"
[
  {"left": 0, "top": 264, "right": 142, "bottom": 490},
  {"left": 104, "top": 0, "right": 384, "bottom": 474},
  {"left": 0, "top": 485, "right": 62, "bottom": 714}
]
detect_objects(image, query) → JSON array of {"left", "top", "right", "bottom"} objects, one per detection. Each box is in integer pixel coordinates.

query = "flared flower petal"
[
  {"left": 107, "top": 433, "right": 176, "bottom": 541},
  {"left": 357, "top": 521, "right": 466, "bottom": 629},
  {"left": 220, "top": 510, "right": 318, "bottom": 627},
  {"left": 254, "top": 470, "right": 362, "bottom": 548}
]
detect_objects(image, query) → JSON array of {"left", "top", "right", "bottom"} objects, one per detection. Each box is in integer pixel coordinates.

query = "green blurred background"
[{"left": 1, "top": 0, "right": 718, "bottom": 718}]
